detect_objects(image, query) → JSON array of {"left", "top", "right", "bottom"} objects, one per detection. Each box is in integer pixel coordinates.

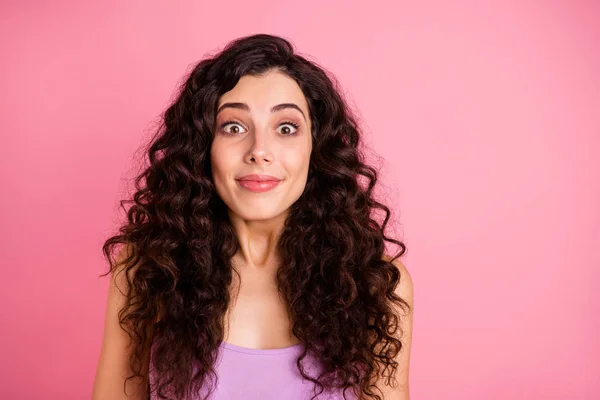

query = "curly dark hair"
[{"left": 99, "top": 33, "right": 410, "bottom": 400}]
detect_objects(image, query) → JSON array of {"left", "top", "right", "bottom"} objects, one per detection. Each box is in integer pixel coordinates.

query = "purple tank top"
[{"left": 149, "top": 341, "right": 358, "bottom": 399}]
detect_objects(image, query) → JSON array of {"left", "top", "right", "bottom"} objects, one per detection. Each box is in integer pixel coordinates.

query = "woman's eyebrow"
[{"left": 216, "top": 102, "right": 306, "bottom": 121}]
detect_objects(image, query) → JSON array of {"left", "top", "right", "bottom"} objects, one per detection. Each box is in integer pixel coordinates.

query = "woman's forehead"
[{"left": 217, "top": 71, "right": 309, "bottom": 114}]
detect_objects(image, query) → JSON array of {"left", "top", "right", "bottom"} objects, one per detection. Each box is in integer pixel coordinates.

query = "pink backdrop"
[{"left": 1, "top": 1, "right": 598, "bottom": 399}]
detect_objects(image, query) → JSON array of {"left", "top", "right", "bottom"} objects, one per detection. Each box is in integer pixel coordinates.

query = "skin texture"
[{"left": 210, "top": 70, "right": 313, "bottom": 348}]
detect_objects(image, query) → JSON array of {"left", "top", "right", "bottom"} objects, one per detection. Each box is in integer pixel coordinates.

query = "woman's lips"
[{"left": 236, "top": 179, "right": 282, "bottom": 193}]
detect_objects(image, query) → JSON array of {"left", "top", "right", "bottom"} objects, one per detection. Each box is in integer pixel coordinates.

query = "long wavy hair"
[{"left": 100, "top": 33, "right": 410, "bottom": 400}]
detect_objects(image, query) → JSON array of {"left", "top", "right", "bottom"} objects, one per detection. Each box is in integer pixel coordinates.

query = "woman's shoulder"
[
  {"left": 382, "top": 254, "right": 414, "bottom": 311},
  {"left": 382, "top": 254, "right": 412, "bottom": 282}
]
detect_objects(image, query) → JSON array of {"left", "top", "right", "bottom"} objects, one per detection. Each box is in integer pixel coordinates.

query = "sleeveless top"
[{"left": 149, "top": 340, "right": 359, "bottom": 400}]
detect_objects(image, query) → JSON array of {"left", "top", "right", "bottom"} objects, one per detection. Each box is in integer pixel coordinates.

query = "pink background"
[{"left": 1, "top": 1, "right": 598, "bottom": 399}]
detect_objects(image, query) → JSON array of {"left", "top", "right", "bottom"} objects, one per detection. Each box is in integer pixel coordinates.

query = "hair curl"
[{"left": 100, "top": 33, "right": 410, "bottom": 400}]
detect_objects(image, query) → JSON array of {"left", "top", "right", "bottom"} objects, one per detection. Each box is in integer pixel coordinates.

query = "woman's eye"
[
  {"left": 277, "top": 122, "right": 299, "bottom": 136},
  {"left": 219, "top": 120, "right": 299, "bottom": 136},
  {"left": 221, "top": 122, "right": 246, "bottom": 135}
]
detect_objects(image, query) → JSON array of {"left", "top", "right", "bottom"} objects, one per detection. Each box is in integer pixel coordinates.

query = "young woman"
[{"left": 93, "top": 33, "right": 413, "bottom": 400}]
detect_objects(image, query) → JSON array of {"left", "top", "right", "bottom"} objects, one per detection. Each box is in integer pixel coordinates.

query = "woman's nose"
[{"left": 245, "top": 127, "right": 274, "bottom": 164}]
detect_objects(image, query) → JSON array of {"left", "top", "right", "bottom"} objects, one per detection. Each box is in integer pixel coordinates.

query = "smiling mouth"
[{"left": 236, "top": 179, "right": 282, "bottom": 193}]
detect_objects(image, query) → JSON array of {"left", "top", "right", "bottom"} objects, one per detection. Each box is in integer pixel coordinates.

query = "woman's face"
[{"left": 210, "top": 69, "right": 312, "bottom": 222}]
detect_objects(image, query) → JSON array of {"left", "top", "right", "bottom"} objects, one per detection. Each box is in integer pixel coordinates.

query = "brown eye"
[
  {"left": 220, "top": 121, "right": 247, "bottom": 135},
  {"left": 277, "top": 121, "right": 300, "bottom": 136}
]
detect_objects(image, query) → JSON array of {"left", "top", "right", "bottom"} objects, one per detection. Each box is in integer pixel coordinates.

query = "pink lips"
[{"left": 235, "top": 174, "right": 282, "bottom": 193}]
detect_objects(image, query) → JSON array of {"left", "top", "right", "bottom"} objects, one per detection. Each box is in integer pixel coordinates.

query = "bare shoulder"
[
  {"left": 93, "top": 243, "right": 151, "bottom": 400},
  {"left": 382, "top": 254, "right": 414, "bottom": 306},
  {"left": 374, "top": 254, "right": 413, "bottom": 400}
]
